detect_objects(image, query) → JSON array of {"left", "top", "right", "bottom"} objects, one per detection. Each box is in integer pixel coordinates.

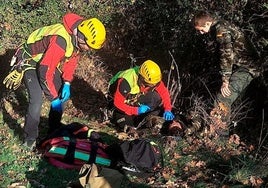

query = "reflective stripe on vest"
[{"left": 27, "top": 23, "right": 74, "bottom": 62}]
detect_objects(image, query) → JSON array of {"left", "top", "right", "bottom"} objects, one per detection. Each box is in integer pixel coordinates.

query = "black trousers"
[
  {"left": 23, "top": 68, "right": 63, "bottom": 141},
  {"left": 112, "top": 90, "right": 162, "bottom": 129}
]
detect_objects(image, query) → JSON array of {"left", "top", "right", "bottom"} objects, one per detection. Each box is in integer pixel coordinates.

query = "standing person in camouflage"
[{"left": 192, "top": 11, "right": 260, "bottom": 136}]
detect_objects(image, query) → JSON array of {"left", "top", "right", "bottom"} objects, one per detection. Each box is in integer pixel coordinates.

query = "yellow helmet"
[
  {"left": 139, "top": 60, "right": 162, "bottom": 85},
  {"left": 78, "top": 18, "right": 106, "bottom": 49}
]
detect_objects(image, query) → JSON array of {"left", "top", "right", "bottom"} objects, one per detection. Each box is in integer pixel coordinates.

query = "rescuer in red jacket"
[
  {"left": 3, "top": 13, "right": 106, "bottom": 150},
  {"left": 108, "top": 60, "right": 174, "bottom": 132}
]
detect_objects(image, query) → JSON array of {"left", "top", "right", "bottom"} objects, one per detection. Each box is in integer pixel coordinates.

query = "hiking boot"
[
  {"left": 209, "top": 115, "right": 229, "bottom": 137},
  {"left": 184, "top": 112, "right": 202, "bottom": 136},
  {"left": 210, "top": 102, "right": 230, "bottom": 123},
  {"left": 209, "top": 102, "right": 231, "bottom": 137},
  {"left": 22, "top": 139, "right": 36, "bottom": 151}
]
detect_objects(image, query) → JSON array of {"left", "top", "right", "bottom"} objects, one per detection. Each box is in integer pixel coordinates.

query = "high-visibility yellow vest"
[
  {"left": 27, "top": 23, "right": 74, "bottom": 62},
  {"left": 110, "top": 66, "right": 140, "bottom": 94}
]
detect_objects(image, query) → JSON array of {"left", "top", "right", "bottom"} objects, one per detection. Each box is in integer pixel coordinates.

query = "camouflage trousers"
[
  {"left": 217, "top": 67, "right": 254, "bottom": 111},
  {"left": 210, "top": 68, "right": 255, "bottom": 136}
]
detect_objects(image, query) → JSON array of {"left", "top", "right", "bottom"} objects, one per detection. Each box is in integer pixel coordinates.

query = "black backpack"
[{"left": 107, "top": 138, "right": 163, "bottom": 175}]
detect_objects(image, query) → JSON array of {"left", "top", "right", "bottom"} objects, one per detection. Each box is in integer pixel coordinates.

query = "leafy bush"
[
  {"left": 0, "top": 0, "right": 67, "bottom": 54},
  {"left": 0, "top": 0, "right": 267, "bottom": 187}
]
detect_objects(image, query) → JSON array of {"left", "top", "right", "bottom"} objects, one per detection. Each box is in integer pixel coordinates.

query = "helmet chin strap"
[
  {"left": 74, "top": 28, "right": 89, "bottom": 51},
  {"left": 73, "top": 28, "right": 80, "bottom": 49}
]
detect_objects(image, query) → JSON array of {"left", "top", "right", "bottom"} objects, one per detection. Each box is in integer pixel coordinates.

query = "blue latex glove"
[
  {"left": 138, "top": 104, "right": 151, "bottom": 115},
  {"left": 51, "top": 98, "right": 63, "bottom": 112},
  {"left": 163, "top": 111, "right": 174, "bottom": 121},
  {"left": 61, "top": 82, "right": 71, "bottom": 102}
]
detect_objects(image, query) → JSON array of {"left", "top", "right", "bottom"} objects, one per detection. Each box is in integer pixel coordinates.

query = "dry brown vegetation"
[{"left": 0, "top": 0, "right": 267, "bottom": 187}]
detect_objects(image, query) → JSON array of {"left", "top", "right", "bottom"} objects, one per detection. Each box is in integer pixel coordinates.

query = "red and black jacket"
[{"left": 25, "top": 13, "right": 83, "bottom": 100}]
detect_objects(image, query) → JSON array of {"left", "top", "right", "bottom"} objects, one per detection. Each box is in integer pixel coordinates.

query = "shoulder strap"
[{"left": 64, "top": 137, "right": 77, "bottom": 164}]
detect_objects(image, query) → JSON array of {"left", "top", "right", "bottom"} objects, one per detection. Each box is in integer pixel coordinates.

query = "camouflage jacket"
[{"left": 210, "top": 20, "right": 259, "bottom": 81}]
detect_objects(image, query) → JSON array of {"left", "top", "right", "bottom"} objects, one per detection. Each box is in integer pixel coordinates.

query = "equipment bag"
[
  {"left": 40, "top": 123, "right": 111, "bottom": 169},
  {"left": 107, "top": 138, "right": 163, "bottom": 175},
  {"left": 79, "top": 163, "right": 125, "bottom": 188}
]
